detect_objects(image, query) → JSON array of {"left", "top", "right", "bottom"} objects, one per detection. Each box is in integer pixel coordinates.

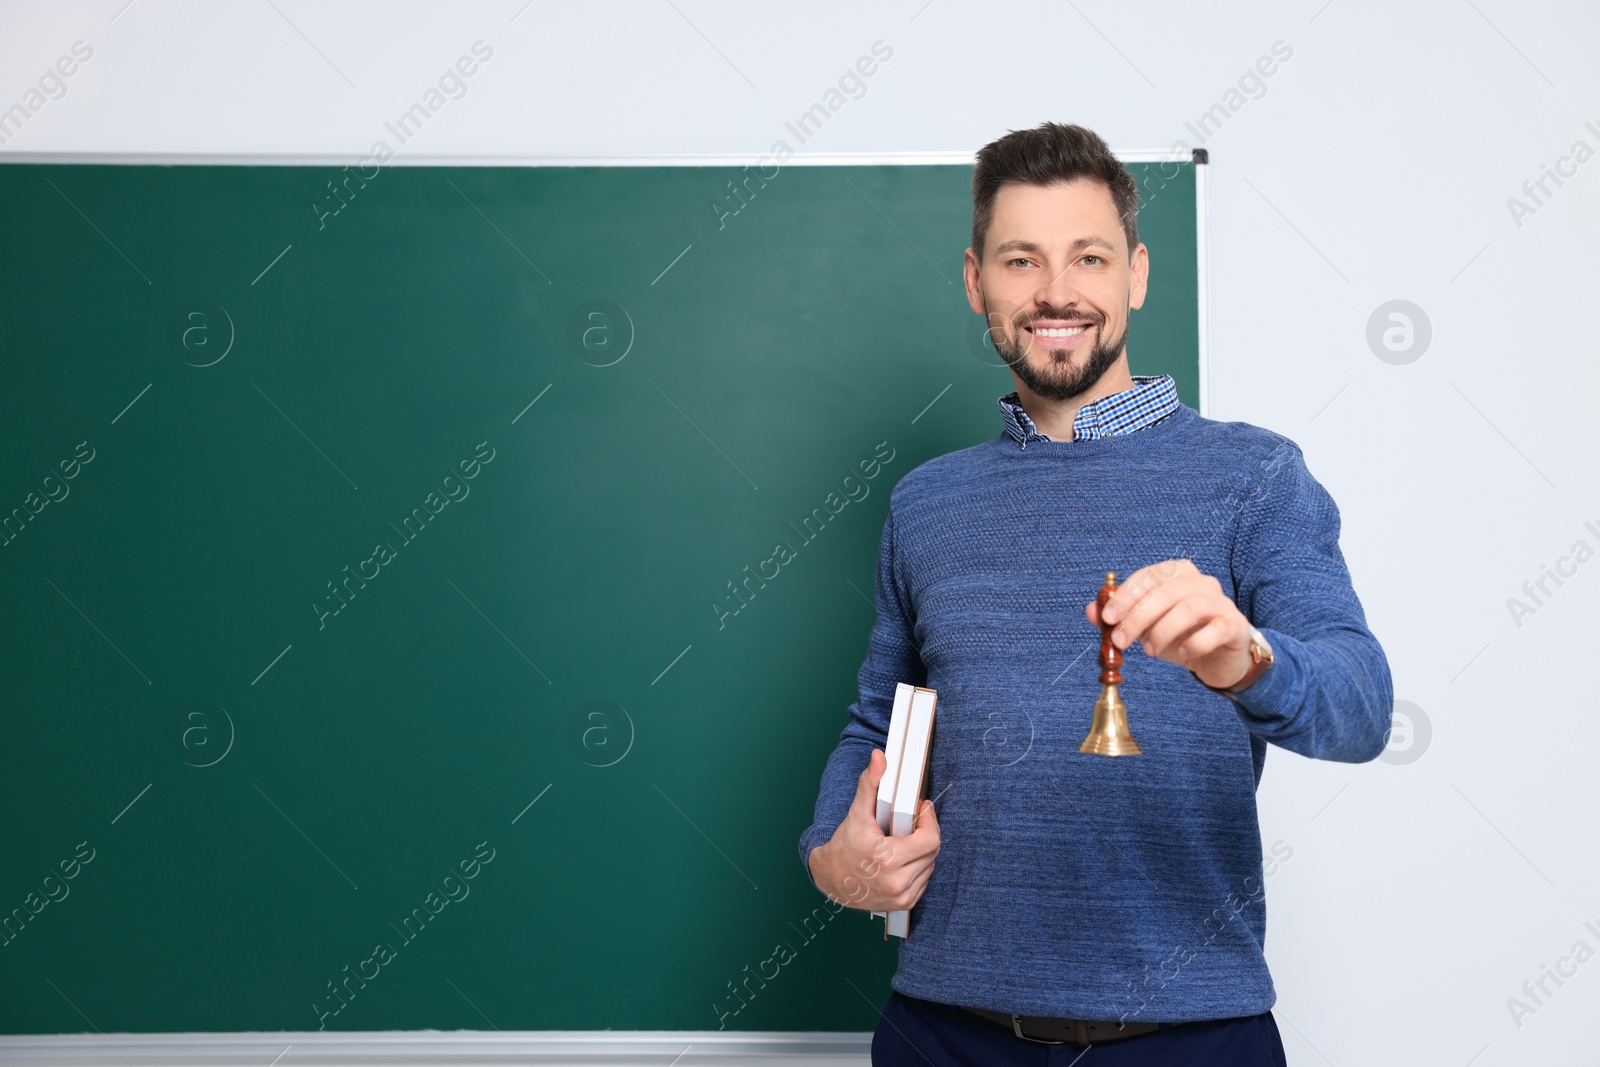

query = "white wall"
[{"left": 4, "top": 1, "right": 1598, "bottom": 1063}]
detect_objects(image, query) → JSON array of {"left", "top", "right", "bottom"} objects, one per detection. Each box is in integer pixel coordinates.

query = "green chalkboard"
[{"left": 0, "top": 156, "right": 1201, "bottom": 1034}]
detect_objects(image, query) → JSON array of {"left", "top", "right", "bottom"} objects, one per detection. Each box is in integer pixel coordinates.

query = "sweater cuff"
[
  {"left": 798, "top": 826, "right": 832, "bottom": 892},
  {"left": 1228, "top": 625, "right": 1307, "bottom": 728}
]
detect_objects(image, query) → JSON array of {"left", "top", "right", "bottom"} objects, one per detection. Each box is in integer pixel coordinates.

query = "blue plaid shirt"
[{"left": 998, "top": 373, "right": 1179, "bottom": 448}]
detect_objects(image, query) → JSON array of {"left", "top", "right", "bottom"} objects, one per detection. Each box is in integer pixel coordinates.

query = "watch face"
[{"left": 1249, "top": 627, "right": 1272, "bottom": 660}]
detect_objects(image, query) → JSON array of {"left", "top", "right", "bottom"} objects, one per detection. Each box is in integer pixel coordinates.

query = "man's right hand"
[{"left": 807, "top": 747, "right": 941, "bottom": 912}]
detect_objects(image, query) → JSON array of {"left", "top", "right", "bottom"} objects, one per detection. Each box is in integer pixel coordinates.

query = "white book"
[
  {"left": 886, "top": 687, "right": 937, "bottom": 939},
  {"left": 871, "top": 682, "right": 917, "bottom": 920},
  {"left": 876, "top": 683, "right": 917, "bottom": 833}
]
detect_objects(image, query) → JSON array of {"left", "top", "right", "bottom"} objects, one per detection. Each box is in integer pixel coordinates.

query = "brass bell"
[{"left": 1080, "top": 571, "right": 1142, "bottom": 757}]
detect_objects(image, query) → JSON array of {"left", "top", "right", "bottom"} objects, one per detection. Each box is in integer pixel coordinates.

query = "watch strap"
[{"left": 1194, "top": 631, "right": 1273, "bottom": 701}]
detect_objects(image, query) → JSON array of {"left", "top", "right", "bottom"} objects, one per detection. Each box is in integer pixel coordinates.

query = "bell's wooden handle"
[{"left": 1097, "top": 571, "right": 1123, "bottom": 686}]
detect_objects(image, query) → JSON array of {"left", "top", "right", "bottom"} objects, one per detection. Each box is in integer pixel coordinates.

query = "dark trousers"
[{"left": 872, "top": 990, "right": 1288, "bottom": 1066}]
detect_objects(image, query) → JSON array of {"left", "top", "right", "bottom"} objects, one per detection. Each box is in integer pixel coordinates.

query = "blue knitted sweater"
[{"left": 798, "top": 400, "right": 1393, "bottom": 1023}]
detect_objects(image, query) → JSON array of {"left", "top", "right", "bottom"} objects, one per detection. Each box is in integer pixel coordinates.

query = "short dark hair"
[{"left": 970, "top": 121, "right": 1140, "bottom": 261}]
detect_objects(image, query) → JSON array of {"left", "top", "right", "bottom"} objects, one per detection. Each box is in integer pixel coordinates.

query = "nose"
[{"left": 1033, "top": 261, "right": 1086, "bottom": 314}]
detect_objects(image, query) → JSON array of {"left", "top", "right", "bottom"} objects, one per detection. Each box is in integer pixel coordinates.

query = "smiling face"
[{"left": 964, "top": 177, "right": 1149, "bottom": 402}]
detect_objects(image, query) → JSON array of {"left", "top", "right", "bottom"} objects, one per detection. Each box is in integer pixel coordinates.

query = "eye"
[
  {"left": 1007, "top": 258, "right": 1033, "bottom": 268},
  {"left": 1081, "top": 254, "right": 1105, "bottom": 266}
]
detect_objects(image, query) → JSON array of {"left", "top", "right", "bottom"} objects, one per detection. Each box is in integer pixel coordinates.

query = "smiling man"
[{"left": 799, "top": 122, "right": 1394, "bottom": 1065}]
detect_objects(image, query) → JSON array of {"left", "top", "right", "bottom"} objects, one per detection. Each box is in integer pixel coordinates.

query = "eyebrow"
[{"left": 992, "top": 236, "right": 1118, "bottom": 258}]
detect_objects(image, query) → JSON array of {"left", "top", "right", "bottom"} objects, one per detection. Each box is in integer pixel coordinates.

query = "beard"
[{"left": 990, "top": 303, "right": 1129, "bottom": 402}]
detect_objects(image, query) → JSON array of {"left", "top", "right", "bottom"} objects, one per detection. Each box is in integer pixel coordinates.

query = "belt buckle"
[{"left": 1007, "top": 1014, "right": 1085, "bottom": 1046}]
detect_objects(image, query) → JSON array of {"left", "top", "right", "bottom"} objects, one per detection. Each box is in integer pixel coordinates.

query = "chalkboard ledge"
[{"left": 0, "top": 1031, "right": 871, "bottom": 1066}]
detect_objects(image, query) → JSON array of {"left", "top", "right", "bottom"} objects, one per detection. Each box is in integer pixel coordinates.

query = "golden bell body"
[
  {"left": 1080, "top": 571, "right": 1143, "bottom": 757},
  {"left": 1080, "top": 683, "right": 1142, "bottom": 756}
]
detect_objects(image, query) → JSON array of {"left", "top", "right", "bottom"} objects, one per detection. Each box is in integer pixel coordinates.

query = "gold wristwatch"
[{"left": 1195, "top": 626, "right": 1273, "bottom": 701}]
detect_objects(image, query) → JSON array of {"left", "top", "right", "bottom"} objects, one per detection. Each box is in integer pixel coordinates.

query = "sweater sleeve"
[
  {"left": 1223, "top": 440, "right": 1394, "bottom": 763},
  {"left": 797, "top": 499, "right": 926, "bottom": 890}
]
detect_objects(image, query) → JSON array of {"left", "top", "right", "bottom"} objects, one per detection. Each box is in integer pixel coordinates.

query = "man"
[{"left": 798, "top": 122, "right": 1393, "bottom": 1065}]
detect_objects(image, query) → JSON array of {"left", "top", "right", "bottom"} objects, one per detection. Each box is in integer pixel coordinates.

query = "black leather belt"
[{"left": 961, "top": 1004, "right": 1185, "bottom": 1046}]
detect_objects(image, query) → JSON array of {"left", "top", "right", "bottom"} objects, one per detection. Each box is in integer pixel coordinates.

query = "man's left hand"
[{"left": 1083, "top": 559, "right": 1256, "bottom": 692}]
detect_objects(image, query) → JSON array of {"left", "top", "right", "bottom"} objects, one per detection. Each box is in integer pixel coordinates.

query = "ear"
[
  {"left": 1128, "top": 242, "right": 1149, "bottom": 311},
  {"left": 963, "top": 247, "right": 986, "bottom": 316}
]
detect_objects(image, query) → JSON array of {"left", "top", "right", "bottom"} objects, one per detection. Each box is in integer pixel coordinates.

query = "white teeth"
[{"left": 1032, "top": 324, "right": 1090, "bottom": 338}]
